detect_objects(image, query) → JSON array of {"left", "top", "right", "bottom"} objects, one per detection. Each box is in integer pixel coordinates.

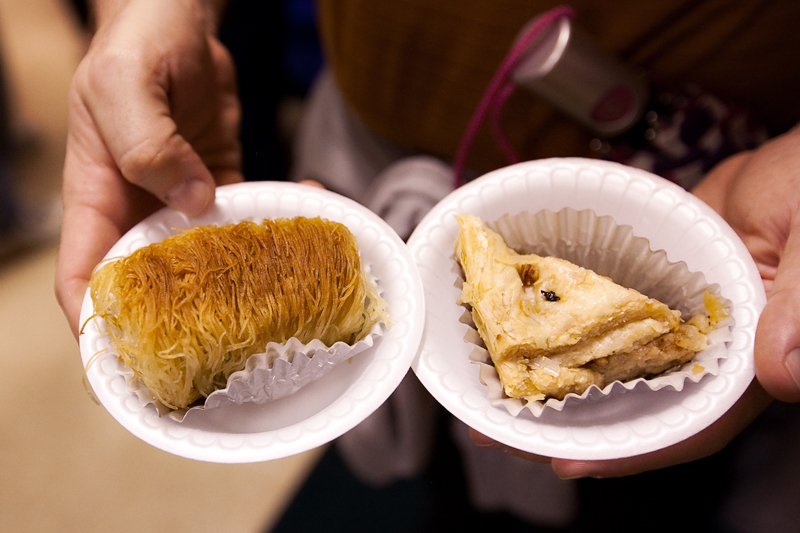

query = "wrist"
[{"left": 90, "top": 0, "right": 228, "bottom": 34}]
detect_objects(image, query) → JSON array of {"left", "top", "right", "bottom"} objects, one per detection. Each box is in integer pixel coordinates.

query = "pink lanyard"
[{"left": 452, "top": 5, "right": 575, "bottom": 189}]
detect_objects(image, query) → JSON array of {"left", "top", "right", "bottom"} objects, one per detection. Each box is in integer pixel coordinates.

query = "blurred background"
[{"left": 0, "top": 0, "right": 323, "bottom": 531}]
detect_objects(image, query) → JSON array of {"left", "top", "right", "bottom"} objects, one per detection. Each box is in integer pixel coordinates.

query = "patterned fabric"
[{"left": 601, "top": 83, "right": 768, "bottom": 190}]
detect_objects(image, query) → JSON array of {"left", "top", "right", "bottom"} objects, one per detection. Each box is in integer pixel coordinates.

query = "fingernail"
[
  {"left": 165, "top": 179, "right": 213, "bottom": 215},
  {"left": 786, "top": 347, "right": 800, "bottom": 391}
]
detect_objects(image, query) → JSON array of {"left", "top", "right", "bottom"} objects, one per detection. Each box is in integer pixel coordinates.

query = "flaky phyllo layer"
[
  {"left": 454, "top": 214, "right": 723, "bottom": 402},
  {"left": 90, "top": 217, "right": 388, "bottom": 410}
]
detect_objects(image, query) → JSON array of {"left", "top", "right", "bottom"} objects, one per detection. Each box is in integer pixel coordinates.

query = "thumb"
[
  {"left": 79, "top": 45, "right": 216, "bottom": 216},
  {"left": 98, "top": 95, "right": 216, "bottom": 216},
  {"left": 754, "top": 214, "right": 800, "bottom": 402},
  {"left": 116, "top": 126, "right": 216, "bottom": 216}
]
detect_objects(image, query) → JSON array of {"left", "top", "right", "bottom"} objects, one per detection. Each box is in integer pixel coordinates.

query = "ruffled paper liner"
[
  {"left": 118, "top": 320, "right": 386, "bottom": 422},
  {"left": 107, "top": 261, "right": 389, "bottom": 422},
  {"left": 455, "top": 208, "right": 735, "bottom": 417}
]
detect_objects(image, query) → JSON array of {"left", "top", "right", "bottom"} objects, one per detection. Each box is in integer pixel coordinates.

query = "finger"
[
  {"left": 550, "top": 380, "right": 772, "bottom": 479},
  {"left": 754, "top": 213, "right": 800, "bottom": 402},
  {"left": 82, "top": 54, "right": 216, "bottom": 216},
  {"left": 167, "top": 36, "right": 242, "bottom": 185},
  {"left": 299, "top": 179, "right": 325, "bottom": 189},
  {"left": 79, "top": 1, "right": 219, "bottom": 216},
  {"left": 691, "top": 152, "right": 750, "bottom": 214}
]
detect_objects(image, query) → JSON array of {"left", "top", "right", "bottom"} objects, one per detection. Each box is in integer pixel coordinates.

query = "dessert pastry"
[
  {"left": 454, "top": 213, "right": 723, "bottom": 401},
  {"left": 89, "top": 216, "right": 388, "bottom": 410}
]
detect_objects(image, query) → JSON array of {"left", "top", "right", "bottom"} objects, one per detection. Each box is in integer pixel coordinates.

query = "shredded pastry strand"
[{"left": 90, "top": 217, "right": 388, "bottom": 410}]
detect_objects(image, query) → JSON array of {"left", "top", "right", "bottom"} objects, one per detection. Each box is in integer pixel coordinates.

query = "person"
[{"left": 55, "top": 0, "right": 800, "bottom": 526}]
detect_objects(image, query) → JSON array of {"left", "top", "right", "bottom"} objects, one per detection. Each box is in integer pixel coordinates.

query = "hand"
[
  {"left": 55, "top": 0, "right": 242, "bottom": 337},
  {"left": 692, "top": 130, "right": 800, "bottom": 404},
  {"left": 470, "top": 127, "right": 800, "bottom": 477}
]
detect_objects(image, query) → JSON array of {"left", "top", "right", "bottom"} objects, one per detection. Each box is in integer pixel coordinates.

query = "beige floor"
[{"left": 0, "top": 1, "right": 321, "bottom": 532}]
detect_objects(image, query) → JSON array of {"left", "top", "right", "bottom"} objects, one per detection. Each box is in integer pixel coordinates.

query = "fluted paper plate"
[
  {"left": 407, "top": 158, "right": 765, "bottom": 461},
  {"left": 79, "top": 182, "right": 425, "bottom": 463}
]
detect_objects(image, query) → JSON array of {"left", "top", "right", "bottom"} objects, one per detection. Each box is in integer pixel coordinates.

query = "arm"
[
  {"left": 55, "top": 0, "right": 242, "bottom": 337},
  {"left": 471, "top": 126, "right": 800, "bottom": 477}
]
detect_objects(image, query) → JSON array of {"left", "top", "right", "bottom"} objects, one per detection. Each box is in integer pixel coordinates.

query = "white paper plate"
[
  {"left": 79, "top": 182, "right": 425, "bottom": 463},
  {"left": 407, "top": 158, "right": 766, "bottom": 461}
]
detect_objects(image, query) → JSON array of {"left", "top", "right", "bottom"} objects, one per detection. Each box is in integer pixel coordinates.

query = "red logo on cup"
[{"left": 592, "top": 84, "right": 635, "bottom": 123}]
